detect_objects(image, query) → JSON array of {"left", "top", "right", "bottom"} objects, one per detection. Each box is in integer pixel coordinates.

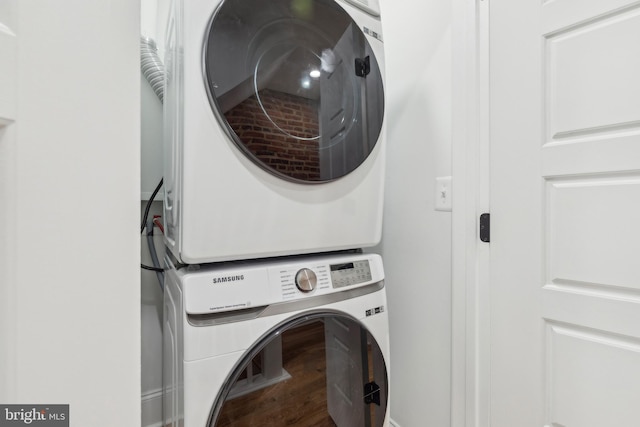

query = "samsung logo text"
[{"left": 212, "top": 275, "right": 244, "bottom": 284}]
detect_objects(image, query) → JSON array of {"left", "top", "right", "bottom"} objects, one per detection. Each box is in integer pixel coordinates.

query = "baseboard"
[
  {"left": 141, "top": 388, "right": 163, "bottom": 427},
  {"left": 389, "top": 418, "right": 402, "bottom": 427}
]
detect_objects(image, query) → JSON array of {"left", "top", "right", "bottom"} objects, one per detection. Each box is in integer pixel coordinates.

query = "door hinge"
[
  {"left": 364, "top": 381, "right": 381, "bottom": 405},
  {"left": 480, "top": 213, "right": 490, "bottom": 242}
]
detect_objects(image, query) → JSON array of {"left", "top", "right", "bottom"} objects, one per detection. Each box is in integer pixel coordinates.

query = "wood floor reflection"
[{"left": 214, "top": 321, "right": 336, "bottom": 427}]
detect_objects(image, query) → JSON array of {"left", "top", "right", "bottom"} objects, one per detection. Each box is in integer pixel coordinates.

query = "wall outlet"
[{"left": 435, "top": 176, "right": 452, "bottom": 211}]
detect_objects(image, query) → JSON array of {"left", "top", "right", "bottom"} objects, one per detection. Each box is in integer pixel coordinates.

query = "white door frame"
[{"left": 451, "top": 0, "right": 489, "bottom": 426}]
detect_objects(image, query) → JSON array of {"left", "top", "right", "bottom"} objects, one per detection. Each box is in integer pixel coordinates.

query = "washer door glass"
[
  {"left": 208, "top": 313, "right": 388, "bottom": 426},
  {"left": 204, "top": 0, "right": 385, "bottom": 183}
]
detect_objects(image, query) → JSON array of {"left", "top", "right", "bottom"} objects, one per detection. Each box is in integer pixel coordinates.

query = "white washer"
[
  {"left": 163, "top": 0, "right": 387, "bottom": 264},
  {"left": 163, "top": 252, "right": 390, "bottom": 426}
]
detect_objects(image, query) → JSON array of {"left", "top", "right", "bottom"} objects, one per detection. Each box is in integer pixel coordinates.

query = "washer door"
[
  {"left": 208, "top": 312, "right": 388, "bottom": 426},
  {"left": 204, "top": 0, "right": 384, "bottom": 183}
]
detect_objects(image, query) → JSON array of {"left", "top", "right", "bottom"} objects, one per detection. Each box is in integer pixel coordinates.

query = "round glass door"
[
  {"left": 204, "top": 0, "right": 385, "bottom": 183},
  {"left": 208, "top": 313, "right": 388, "bottom": 426}
]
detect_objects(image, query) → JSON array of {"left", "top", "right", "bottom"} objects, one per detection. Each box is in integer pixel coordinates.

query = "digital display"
[
  {"left": 329, "top": 260, "right": 372, "bottom": 288},
  {"left": 330, "top": 263, "right": 354, "bottom": 272}
]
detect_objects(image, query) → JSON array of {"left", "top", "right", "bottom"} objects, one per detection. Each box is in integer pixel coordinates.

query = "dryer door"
[
  {"left": 204, "top": 0, "right": 384, "bottom": 183},
  {"left": 207, "top": 312, "right": 388, "bottom": 426}
]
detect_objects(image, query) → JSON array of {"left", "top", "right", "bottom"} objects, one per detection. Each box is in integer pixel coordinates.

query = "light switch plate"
[{"left": 435, "top": 176, "right": 452, "bottom": 211}]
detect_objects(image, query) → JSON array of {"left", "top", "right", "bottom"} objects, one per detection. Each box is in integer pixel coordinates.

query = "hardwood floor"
[{"left": 214, "top": 321, "right": 337, "bottom": 427}]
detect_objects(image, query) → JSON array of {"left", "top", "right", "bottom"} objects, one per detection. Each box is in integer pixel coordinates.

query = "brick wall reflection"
[{"left": 225, "top": 89, "right": 321, "bottom": 181}]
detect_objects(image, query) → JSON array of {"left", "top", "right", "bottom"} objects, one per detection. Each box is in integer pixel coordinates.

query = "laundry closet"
[
  {"left": 139, "top": 0, "right": 454, "bottom": 425},
  {"left": 141, "top": 0, "right": 400, "bottom": 425}
]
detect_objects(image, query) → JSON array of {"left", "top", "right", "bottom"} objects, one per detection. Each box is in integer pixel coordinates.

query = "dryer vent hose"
[{"left": 140, "top": 36, "right": 164, "bottom": 103}]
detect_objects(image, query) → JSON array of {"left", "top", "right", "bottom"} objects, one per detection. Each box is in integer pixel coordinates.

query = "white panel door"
[
  {"left": 325, "top": 316, "right": 366, "bottom": 427},
  {"left": 489, "top": 0, "right": 640, "bottom": 426},
  {"left": 319, "top": 25, "right": 358, "bottom": 180}
]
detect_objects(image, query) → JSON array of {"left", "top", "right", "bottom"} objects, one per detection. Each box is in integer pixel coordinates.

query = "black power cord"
[
  {"left": 141, "top": 178, "right": 164, "bottom": 273},
  {"left": 141, "top": 178, "right": 163, "bottom": 234}
]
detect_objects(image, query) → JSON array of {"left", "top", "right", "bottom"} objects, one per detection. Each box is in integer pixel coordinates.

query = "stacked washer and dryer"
[{"left": 161, "top": 0, "right": 389, "bottom": 425}]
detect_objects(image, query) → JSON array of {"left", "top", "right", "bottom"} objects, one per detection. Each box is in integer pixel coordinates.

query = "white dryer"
[
  {"left": 163, "top": 0, "right": 387, "bottom": 264},
  {"left": 163, "top": 252, "right": 390, "bottom": 426}
]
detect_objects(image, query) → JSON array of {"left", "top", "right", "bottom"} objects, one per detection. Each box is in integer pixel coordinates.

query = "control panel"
[
  {"left": 182, "top": 253, "right": 384, "bottom": 314},
  {"left": 330, "top": 260, "right": 372, "bottom": 288},
  {"left": 275, "top": 259, "right": 373, "bottom": 301}
]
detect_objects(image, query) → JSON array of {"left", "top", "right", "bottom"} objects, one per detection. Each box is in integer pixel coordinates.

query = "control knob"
[{"left": 295, "top": 268, "right": 317, "bottom": 293}]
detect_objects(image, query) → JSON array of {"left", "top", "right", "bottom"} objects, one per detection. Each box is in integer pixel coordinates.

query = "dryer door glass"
[
  {"left": 204, "top": 0, "right": 384, "bottom": 183},
  {"left": 208, "top": 313, "right": 388, "bottom": 426}
]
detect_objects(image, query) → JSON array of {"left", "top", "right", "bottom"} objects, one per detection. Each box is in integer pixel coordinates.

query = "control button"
[{"left": 295, "top": 268, "right": 317, "bottom": 293}]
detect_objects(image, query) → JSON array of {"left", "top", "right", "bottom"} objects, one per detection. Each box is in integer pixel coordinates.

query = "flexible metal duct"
[{"left": 140, "top": 36, "right": 164, "bottom": 103}]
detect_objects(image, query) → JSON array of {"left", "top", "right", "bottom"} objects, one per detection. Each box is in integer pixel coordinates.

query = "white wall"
[
  {"left": 380, "top": 0, "right": 453, "bottom": 425},
  {"left": 0, "top": 1, "right": 141, "bottom": 425}
]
